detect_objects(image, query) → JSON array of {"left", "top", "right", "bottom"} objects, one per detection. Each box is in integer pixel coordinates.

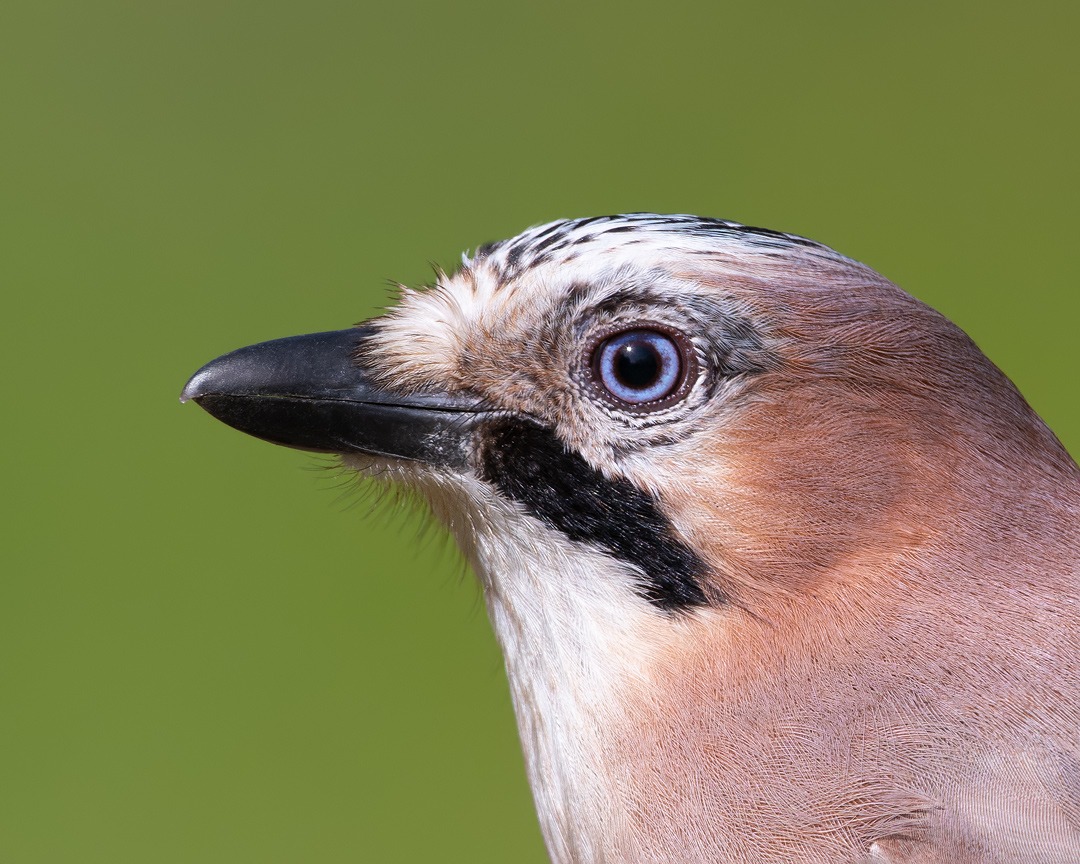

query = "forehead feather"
[{"left": 369, "top": 214, "right": 868, "bottom": 394}]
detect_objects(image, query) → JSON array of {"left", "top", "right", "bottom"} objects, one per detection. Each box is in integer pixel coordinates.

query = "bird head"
[
  {"left": 183, "top": 214, "right": 1072, "bottom": 607},
  {"left": 182, "top": 215, "right": 1079, "bottom": 862}
]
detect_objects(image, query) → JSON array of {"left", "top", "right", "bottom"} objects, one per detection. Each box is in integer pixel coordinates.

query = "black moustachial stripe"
[{"left": 477, "top": 419, "right": 712, "bottom": 612}]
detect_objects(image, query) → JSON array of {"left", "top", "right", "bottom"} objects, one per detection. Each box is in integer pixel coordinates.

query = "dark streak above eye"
[{"left": 476, "top": 419, "right": 714, "bottom": 612}]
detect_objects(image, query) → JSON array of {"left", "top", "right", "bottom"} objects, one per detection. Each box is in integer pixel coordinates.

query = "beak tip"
[{"left": 180, "top": 366, "right": 214, "bottom": 405}]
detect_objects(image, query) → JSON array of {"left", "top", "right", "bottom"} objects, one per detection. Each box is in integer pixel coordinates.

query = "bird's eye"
[{"left": 591, "top": 328, "right": 690, "bottom": 407}]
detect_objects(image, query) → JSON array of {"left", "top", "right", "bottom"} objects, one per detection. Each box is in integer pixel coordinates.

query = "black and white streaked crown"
[{"left": 469, "top": 213, "right": 840, "bottom": 280}]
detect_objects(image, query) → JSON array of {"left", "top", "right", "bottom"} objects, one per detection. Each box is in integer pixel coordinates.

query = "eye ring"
[{"left": 586, "top": 324, "right": 697, "bottom": 411}]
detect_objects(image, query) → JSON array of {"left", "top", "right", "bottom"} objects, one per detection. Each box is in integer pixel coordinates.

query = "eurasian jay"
[{"left": 183, "top": 214, "right": 1080, "bottom": 863}]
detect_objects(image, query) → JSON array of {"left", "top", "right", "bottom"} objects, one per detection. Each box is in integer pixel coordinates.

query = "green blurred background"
[{"left": 2, "top": 2, "right": 1076, "bottom": 861}]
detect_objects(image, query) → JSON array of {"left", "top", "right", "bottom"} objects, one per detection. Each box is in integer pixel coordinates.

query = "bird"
[{"left": 182, "top": 214, "right": 1080, "bottom": 863}]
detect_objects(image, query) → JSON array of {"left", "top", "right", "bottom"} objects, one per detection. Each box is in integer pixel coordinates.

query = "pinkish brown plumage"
[{"left": 185, "top": 214, "right": 1080, "bottom": 862}]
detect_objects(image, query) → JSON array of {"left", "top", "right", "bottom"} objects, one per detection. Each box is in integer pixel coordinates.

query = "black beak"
[{"left": 181, "top": 327, "right": 494, "bottom": 470}]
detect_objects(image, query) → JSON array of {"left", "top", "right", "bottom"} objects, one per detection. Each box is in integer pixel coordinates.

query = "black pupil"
[{"left": 614, "top": 341, "right": 661, "bottom": 389}]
